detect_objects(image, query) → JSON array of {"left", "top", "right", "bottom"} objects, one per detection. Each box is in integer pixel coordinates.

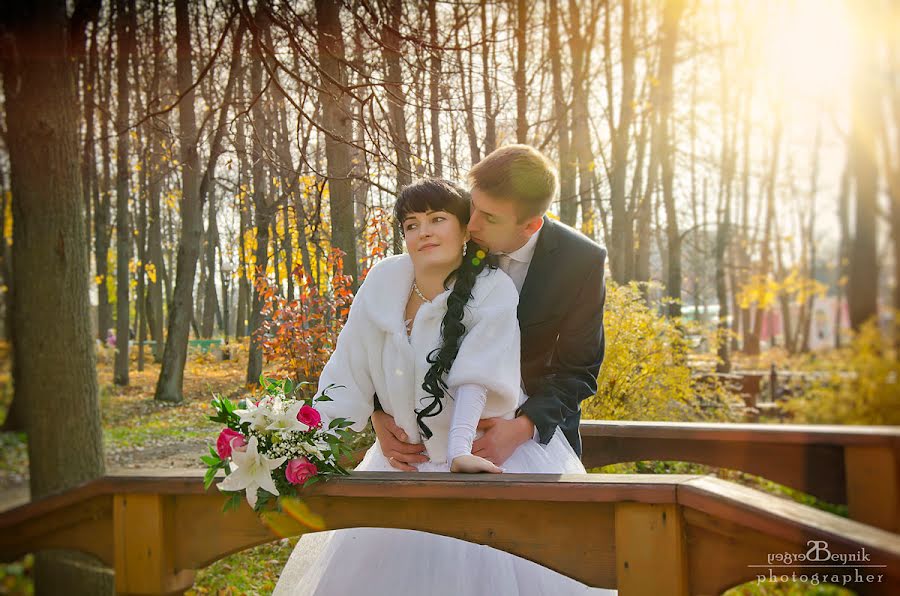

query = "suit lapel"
[{"left": 518, "top": 216, "right": 560, "bottom": 326}]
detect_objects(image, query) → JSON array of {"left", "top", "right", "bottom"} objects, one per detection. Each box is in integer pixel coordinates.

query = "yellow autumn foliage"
[
  {"left": 583, "top": 281, "right": 742, "bottom": 422},
  {"left": 782, "top": 318, "right": 900, "bottom": 425}
]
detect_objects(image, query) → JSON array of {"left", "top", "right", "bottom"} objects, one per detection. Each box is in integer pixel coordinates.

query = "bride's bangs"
[{"left": 394, "top": 178, "right": 471, "bottom": 228}]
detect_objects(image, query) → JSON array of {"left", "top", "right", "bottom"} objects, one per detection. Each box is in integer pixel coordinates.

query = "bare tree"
[
  {"left": 1, "top": 1, "right": 110, "bottom": 591},
  {"left": 155, "top": 0, "right": 206, "bottom": 403}
]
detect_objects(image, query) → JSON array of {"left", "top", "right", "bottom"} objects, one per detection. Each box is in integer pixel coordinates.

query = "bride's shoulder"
[
  {"left": 358, "top": 254, "right": 411, "bottom": 287},
  {"left": 470, "top": 266, "right": 518, "bottom": 310},
  {"left": 364, "top": 253, "right": 411, "bottom": 277}
]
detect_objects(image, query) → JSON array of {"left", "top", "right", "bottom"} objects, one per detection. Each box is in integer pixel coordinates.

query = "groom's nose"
[{"left": 467, "top": 211, "right": 482, "bottom": 233}]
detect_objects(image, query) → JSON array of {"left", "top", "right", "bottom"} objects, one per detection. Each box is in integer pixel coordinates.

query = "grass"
[{"left": 187, "top": 539, "right": 298, "bottom": 595}]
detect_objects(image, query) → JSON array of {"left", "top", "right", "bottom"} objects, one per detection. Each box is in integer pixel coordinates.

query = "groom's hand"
[
  {"left": 472, "top": 416, "right": 535, "bottom": 465},
  {"left": 371, "top": 410, "right": 428, "bottom": 471}
]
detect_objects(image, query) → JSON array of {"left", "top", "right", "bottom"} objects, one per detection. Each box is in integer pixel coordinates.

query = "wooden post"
[
  {"left": 769, "top": 363, "right": 777, "bottom": 402},
  {"left": 113, "top": 494, "right": 195, "bottom": 595},
  {"left": 615, "top": 503, "right": 689, "bottom": 595},
  {"left": 845, "top": 446, "right": 900, "bottom": 532}
]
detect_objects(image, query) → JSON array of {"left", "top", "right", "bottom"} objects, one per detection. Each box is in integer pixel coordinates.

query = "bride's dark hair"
[{"left": 393, "top": 179, "right": 497, "bottom": 440}]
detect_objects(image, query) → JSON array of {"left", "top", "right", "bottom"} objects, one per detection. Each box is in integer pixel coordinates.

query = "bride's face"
[{"left": 402, "top": 209, "right": 468, "bottom": 270}]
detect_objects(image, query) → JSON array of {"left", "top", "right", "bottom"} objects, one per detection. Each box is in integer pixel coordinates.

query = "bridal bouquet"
[{"left": 202, "top": 377, "right": 354, "bottom": 511}]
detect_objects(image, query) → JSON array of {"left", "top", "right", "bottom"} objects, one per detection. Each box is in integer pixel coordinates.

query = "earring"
[{"left": 462, "top": 243, "right": 468, "bottom": 256}]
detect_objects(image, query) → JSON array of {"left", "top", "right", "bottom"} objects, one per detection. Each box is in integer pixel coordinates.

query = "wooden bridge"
[{"left": 3, "top": 420, "right": 899, "bottom": 595}]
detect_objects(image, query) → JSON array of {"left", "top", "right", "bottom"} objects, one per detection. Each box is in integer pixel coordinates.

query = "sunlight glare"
[{"left": 762, "top": 0, "right": 854, "bottom": 105}]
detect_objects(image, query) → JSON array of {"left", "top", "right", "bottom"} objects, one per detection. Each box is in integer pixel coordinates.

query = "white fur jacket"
[{"left": 314, "top": 254, "right": 523, "bottom": 464}]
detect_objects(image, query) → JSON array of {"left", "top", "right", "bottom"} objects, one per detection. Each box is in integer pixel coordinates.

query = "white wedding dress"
[{"left": 273, "top": 255, "right": 616, "bottom": 595}]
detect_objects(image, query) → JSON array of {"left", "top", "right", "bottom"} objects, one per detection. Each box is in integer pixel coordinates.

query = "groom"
[{"left": 373, "top": 144, "right": 607, "bottom": 468}]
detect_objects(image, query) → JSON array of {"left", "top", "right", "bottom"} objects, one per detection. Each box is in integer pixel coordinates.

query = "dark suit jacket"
[{"left": 516, "top": 217, "right": 607, "bottom": 457}]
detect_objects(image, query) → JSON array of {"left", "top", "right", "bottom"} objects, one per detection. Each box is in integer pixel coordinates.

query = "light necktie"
[{"left": 498, "top": 253, "right": 513, "bottom": 275}]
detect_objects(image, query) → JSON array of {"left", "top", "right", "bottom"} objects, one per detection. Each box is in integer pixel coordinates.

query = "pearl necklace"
[{"left": 412, "top": 282, "right": 432, "bottom": 303}]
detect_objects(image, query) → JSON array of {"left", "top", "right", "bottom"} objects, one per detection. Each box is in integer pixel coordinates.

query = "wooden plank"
[
  {"left": 113, "top": 494, "right": 194, "bottom": 595},
  {"left": 0, "top": 495, "right": 113, "bottom": 566},
  {"left": 81, "top": 470, "right": 690, "bottom": 502},
  {"left": 172, "top": 494, "right": 278, "bottom": 570},
  {"left": 682, "top": 505, "right": 898, "bottom": 595},
  {"left": 583, "top": 435, "right": 848, "bottom": 504},
  {"left": 677, "top": 477, "right": 900, "bottom": 554},
  {"left": 845, "top": 445, "right": 900, "bottom": 532},
  {"left": 615, "top": 503, "right": 688, "bottom": 595},
  {"left": 581, "top": 420, "right": 900, "bottom": 446},
  {"left": 172, "top": 492, "right": 619, "bottom": 589}
]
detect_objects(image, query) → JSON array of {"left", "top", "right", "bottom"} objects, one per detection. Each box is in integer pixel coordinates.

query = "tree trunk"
[
  {"left": 246, "top": 3, "right": 274, "bottom": 385},
  {"left": 549, "top": 0, "right": 575, "bottom": 227},
  {"left": 847, "top": 4, "right": 880, "bottom": 330},
  {"left": 514, "top": 0, "right": 528, "bottom": 143},
  {"left": 145, "top": 0, "right": 165, "bottom": 362},
  {"left": 657, "top": 0, "right": 685, "bottom": 317},
  {"left": 235, "top": 80, "right": 251, "bottom": 340},
  {"left": 887, "top": 6, "right": 900, "bottom": 352},
  {"left": 609, "top": 0, "right": 634, "bottom": 283},
  {"left": 480, "top": 1, "right": 497, "bottom": 154},
  {"left": 81, "top": 18, "right": 98, "bottom": 290},
  {"left": 427, "top": 0, "right": 443, "bottom": 176},
  {"left": 382, "top": 0, "right": 412, "bottom": 197},
  {"left": 155, "top": 0, "right": 204, "bottom": 403},
  {"left": 316, "top": 0, "right": 358, "bottom": 281},
  {"left": 96, "top": 15, "right": 115, "bottom": 345},
  {"left": 113, "top": 0, "right": 135, "bottom": 385},
  {"left": 835, "top": 157, "right": 851, "bottom": 349},
  {"left": 1, "top": 1, "right": 110, "bottom": 591},
  {"left": 566, "top": 0, "right": 600, "bottom": 232}
]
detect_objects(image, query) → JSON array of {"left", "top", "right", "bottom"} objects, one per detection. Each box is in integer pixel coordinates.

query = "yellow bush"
[
  {"left": 583, "top": 282, "right": 742, "bottom": 422},
  {"left": 783, "top": 319, "right": 900, "bottom": 425}
]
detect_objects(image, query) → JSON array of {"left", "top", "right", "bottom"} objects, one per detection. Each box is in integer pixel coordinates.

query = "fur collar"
[{"left": 357, "top": 254, "right": 509, "bottom": 333}]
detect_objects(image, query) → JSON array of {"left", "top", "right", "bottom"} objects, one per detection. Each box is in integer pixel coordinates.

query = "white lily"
[
  {"left": 265, "top": 399, "right": 310, "bottom": 434},
  {"left": 217, "top": 436, "right": 287, "bottom": 508},
  {"left": 235, "top": 400, "right": 271, "bottom": 432},
  {"left": 301, "top": 439, "right": 325, "bottom": 459}
]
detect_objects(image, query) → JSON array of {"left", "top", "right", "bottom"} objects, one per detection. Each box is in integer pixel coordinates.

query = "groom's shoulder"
[{"left": 545, "top": 218, "right": 607, "bottom": 264}]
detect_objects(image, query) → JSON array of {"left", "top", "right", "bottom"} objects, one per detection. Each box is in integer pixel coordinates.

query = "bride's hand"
[{"left": 450, "top": 454, "right": 503, "bottom": 474}]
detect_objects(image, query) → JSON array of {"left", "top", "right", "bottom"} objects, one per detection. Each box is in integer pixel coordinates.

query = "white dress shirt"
[
  {"left": 496, "top": 228, "right": 541, "bottom": 293},
  {"left": 496, "top": 228, "right": 544, "bottom": 443}
]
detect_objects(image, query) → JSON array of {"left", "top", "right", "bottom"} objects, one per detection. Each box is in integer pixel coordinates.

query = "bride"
[{"left": 274, "top": 179, "right": 614, "bottom": 595}]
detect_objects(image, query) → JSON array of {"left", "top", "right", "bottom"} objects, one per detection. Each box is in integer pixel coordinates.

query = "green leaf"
[
  {"left": 204, "top": 466, "right": 218, "bottom": 490},
  {"left": 222, "top": 492, "right": 242, "bottom": 513}
]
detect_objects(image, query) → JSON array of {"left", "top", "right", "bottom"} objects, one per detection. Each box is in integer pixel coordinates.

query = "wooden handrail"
[
  {"left": 581, "top": 420, "right": 900, "bottom": 532},
  {"left": 2, "top": 470, "right": 899, "bottom": 595}
]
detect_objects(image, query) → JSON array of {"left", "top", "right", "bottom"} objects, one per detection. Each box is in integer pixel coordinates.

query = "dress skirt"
[{"left": 273, "top": 432, "right": 618, "bottom": 596}]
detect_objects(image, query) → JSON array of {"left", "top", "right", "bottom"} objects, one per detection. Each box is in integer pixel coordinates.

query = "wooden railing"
[
  {"left": 2, "top": 470, "right": 899, "bottom": 595},
  {"left": 2, "top": 421, "right": 899, "bottom": 594},
  {"left": 581, "top": 421, "right": 900, "bottom": 532}
]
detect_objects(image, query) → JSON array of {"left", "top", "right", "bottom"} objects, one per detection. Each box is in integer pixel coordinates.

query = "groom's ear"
[{"left": 522, "top": 215, "right": 544, "bottom": 236}]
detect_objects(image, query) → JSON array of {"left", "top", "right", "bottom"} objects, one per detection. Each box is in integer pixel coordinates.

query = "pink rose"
[
  {"left": 285, "top": 457, "right": 318, "bottom": 485},
  {"left": 216, "top": 428, "right": 247, "bottom": 459},
  {"left": 297, "top": 404, "right": 322, "bottom": 429}
]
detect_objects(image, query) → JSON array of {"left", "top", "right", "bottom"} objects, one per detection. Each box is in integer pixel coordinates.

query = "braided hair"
[
  {"left": 416, "top": 238, "right": 496, "bottom": 438},
  {"left": 393, "top": 178, "right": 498, "bottom": 440}
]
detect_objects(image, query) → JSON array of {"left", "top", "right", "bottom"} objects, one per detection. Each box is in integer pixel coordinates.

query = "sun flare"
[{"left": 761, "top": 0, "right": 854, "bottom": 105}]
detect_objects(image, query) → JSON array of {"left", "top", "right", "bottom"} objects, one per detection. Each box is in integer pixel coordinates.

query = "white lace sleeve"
[{"left": 447, "top": 383, "right": 487, "bottom": 462}]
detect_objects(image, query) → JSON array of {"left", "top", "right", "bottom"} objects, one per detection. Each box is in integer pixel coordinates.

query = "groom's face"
[{"left": 468, "top": 188, "right": 542, "bottom": 254}]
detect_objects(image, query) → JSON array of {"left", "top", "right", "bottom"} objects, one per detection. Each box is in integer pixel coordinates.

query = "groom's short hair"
[{"left": 468, "top": 144, "right": 558, "bottom": 221}]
